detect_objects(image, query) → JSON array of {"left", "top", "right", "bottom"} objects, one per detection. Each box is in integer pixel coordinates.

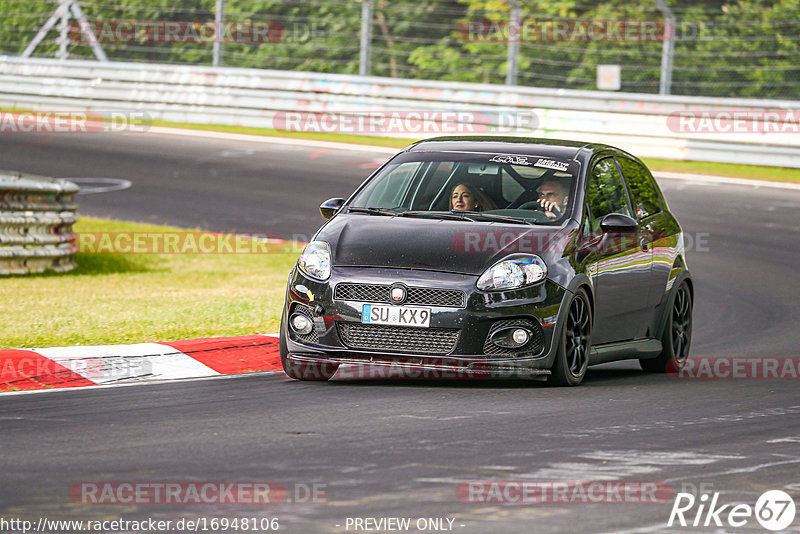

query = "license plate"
[{"left": 361, "top": 304, "right": 431, "bottom": 328}]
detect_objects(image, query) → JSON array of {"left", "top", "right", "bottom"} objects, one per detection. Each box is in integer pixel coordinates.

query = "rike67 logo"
[{"left": 668, "top": 490, "right": 796, "bottom": 531}]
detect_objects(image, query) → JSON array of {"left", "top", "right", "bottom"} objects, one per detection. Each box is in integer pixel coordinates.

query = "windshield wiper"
[
  {"left": 397, "top": 210, "right": 476, "bottom": 222},
  {"left": 347, "top": 206, "right": 402, "bottom": 217},
  {"left": 451, "top": 210, "right": 535, "bottom": 225}
]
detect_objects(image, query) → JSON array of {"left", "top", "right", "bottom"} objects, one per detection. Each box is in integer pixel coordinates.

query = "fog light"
[
  {"left": 290, "top": 313, "right": 313, "bottom": 335},
  {"left": 512, "top": 328, "right": 529, "bottom": 345},
  {"left": 490, "top": 325, "right": 533, "bottom": 349}
]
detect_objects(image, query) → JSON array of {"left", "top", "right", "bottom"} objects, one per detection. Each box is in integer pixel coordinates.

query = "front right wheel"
[
  {"left": 548, "top": 289, "right": 592, "bottom": 386},
  {"left": 640, "top": 280, "right": 692, "bottom": 373}
]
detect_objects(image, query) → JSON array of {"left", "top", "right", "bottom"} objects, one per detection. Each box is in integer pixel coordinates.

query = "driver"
[{"left": 536, "top": 180, "right": 569, "bottom": 219}]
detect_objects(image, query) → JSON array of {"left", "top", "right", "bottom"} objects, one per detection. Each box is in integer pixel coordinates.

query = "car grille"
[
  {"left": 483, "top": 318, "right": 544, "bottom": 357},
  {"left": 288, "top": 302, "right": 319, "bottom": 345},
  {"left": 334, "top": 283, "right": 465, "bottom": 308},
  {"left": 337, "top": 322, "right": 460, "bottom": 355}
]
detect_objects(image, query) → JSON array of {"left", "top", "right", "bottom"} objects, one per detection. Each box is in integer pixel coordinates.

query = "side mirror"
[
  {"left": 600, "top": 213, "right": 638, "bottom": 233},
  {"left": 319, "top": 198, "right": 345, "bottom": 220}
]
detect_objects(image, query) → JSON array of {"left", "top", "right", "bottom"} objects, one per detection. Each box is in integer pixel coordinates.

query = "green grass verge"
[
  {"left": 151, "top": 119, "right": 415, "bottom": 149},
  {"left": 1, "top": 217, "right": 299, "bottom": 349},
  {"left": 642, "top": 158, "right": 800, "bottom": 183}
]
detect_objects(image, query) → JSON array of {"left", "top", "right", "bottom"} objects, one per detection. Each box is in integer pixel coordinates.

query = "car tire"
[
  {"left": 280, "top": 307, "right": 336, "bottom": 381},
  {"left": 640, "top": 280, "right": 692, "bottom": 373},
  {"left": 547, "top": 288, "right": 592, "bottom": 386}
]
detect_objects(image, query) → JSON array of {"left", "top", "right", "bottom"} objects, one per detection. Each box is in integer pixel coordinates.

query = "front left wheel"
[{"left": 548, "top": 289, "right": 592, "bottom": 386}]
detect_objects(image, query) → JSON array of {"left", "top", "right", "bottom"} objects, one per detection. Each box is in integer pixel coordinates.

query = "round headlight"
[
  {"left": 477, "top": 254, "right": 547, "bottom": 291},
  {"left": 297, "top": 241, "right": 331, "bottom": 281}
]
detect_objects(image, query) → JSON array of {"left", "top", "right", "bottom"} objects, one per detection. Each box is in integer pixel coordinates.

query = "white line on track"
[{"left": 64, "top": 177, "right": 133, "bottom": 194}]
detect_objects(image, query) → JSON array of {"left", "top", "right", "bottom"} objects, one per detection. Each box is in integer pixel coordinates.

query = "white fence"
[{"left": 1, "top": 57, "right": 799, "bottom": 167}]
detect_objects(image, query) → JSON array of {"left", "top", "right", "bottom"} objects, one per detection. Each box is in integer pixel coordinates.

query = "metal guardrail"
[
  {"left": 0, "top": 171, "right": 79, "bottom": 275},
  {"left": 0, "top": 57, "right": 799, "bottom": 167}
]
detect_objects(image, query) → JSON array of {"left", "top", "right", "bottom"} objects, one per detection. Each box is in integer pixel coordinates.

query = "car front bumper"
[{"left": 282, "top": 266, "right": 569, "bottom": 379}]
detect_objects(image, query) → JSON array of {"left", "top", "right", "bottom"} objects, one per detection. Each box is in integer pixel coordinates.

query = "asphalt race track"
[
  {"left": 2, "top": 130, "right": 800, "bottom": 533},
  {"left": 0, "top": 129, "right": 392, "bottom": 239}
]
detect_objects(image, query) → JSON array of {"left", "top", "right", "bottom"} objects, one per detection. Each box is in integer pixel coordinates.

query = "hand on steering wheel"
[{"left": 519, "top": 199, "right": 562, "bottom": 219}]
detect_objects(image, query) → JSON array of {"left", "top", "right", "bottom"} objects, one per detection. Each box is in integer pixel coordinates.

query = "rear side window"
[
  {"left": 586, "top": 157, "right": 631, "bottom": 227},
  {"left": 500, "top": 167, "right": 525, "bottom": 203},
  {"left": 617, "top": 157, "right": 662, "bottom": 219}
]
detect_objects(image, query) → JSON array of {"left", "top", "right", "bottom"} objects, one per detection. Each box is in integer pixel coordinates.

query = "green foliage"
[
  {"left": 1, "top": 0, "right": 797, "bottom": 98},
  {"left": 223, "top": 0, "right": 362, "bottom": 72},
  {"left": 669, "top": 0, "right": 800, "bottom": 97}
]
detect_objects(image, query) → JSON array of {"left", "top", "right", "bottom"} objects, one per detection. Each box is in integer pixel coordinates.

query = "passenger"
[{"left": 449, "top": 183, "right": 495, "bottom": 212}]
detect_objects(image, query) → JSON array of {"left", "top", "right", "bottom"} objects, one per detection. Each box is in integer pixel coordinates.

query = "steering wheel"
[{"left": 519, "top": 200, "right": 562, "bottom": 218}]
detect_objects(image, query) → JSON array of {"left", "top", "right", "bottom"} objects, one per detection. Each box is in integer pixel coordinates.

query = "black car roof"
[{"left": 406, "top": 136, "right": 624, "bottom": 161}]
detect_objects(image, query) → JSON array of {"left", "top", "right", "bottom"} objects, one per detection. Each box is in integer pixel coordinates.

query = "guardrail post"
[
  {"left": 213, "top": 0, "right": 226, "bottom": 67},
  {"left": 655, "top": 0, "right": 675, "bottom": 95},
  {"left": 359, "top": 0, "right": 373, "bottom": 76},
  {"left": 56, "top": 0, "right": 70, "bottom": 60},
  {"left": 505, "top": 0, "right": 521, "bottom": 86}
]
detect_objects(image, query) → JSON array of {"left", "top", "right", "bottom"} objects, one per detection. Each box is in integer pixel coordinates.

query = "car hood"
[{"left": 316, "top": 214, "right": 577, "bottom": 276}]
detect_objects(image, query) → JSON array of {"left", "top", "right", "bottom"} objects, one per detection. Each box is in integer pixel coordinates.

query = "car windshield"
[{"left": 347, "top": 151, "right": 579, "bottom": 224}]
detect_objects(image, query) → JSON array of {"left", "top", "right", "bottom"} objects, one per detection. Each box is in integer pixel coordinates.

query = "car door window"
[
  {"left": 586, "top": 157, "right": 631, "bottom": 229},
  {"left": 355, "top": 161, "right": 422, "bottom": 208},
  {"left": 410, "top": 161, "right": 455, "bottom": 210},
  {"left": 617, "top": 157, "right": 662, "bottom": 220}
]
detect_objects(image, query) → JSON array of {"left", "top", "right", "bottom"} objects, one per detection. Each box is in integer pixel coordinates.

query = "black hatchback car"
[{"left": 280, "top": 137, "right": 693, "bottom": 386}]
